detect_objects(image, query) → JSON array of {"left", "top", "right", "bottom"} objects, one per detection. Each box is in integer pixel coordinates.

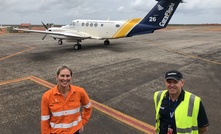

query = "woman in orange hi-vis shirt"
[{"left": 41, "top": 65, "right": 92, "bottom": 134}]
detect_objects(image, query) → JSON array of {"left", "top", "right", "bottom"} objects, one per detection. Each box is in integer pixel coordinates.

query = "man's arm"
[
  {"left": 199, "top": 126, "right": 208, "bottom": 134},
  {"left": 198, "top": 101, "right": 209, "bottom": 134}
]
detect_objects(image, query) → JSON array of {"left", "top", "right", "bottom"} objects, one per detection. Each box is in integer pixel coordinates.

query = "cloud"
[
  {"left": 129, "top": 0, "right": 155, "bottom": 10},
  {"left": 0, "top": 0, "right": 220, "bottom": 24}
]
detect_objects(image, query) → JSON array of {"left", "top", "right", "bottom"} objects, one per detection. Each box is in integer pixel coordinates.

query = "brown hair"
[{"left": 56, "top": 65, "right": 73, "bottom": 76}]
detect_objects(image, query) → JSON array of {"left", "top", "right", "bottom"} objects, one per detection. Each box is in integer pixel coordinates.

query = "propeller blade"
[
  {"left": 41, "top": 21, "right": 48, "bottom": 30},
  {"left": 42, "top": 34, "right": 47, "bottom": 40}
]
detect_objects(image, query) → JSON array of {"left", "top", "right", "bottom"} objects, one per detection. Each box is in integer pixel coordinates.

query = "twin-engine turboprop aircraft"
[{"left": 14, "top": 0, "right": 183, "bottom": 50}]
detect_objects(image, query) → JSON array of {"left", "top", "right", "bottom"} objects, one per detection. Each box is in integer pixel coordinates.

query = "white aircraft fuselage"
[{"left": 49, "top": 18, "right": 142, "bottom": 40}]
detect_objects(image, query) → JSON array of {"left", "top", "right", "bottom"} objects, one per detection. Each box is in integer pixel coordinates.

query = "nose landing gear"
[{"left": 58, "top": 39, "right": 63, "bottom": 45}]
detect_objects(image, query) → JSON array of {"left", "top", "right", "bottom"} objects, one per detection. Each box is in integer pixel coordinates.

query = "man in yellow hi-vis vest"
[{"left": 154, "top": 70, "right": 209, "bottom": 134}]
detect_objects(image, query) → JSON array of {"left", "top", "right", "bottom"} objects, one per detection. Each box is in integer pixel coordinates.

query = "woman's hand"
[{"left": 79, "top": 126, "right": 84, "bottom": 133}]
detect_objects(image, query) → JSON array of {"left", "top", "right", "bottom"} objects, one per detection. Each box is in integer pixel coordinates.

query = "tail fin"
[
  {"left": 127, "top": 0, "right": 182, "bottom": 36},
  {"left": 140, "top": 0, "right": 182, "bottom": 27}
]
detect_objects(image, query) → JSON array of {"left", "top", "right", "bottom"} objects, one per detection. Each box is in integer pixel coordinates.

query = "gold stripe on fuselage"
[{"left": 112, "top": 18, "right": 142, "bottom": 38}]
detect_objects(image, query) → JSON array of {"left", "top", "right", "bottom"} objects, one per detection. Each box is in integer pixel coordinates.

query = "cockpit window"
[{"left": 72, "top": 22, "right": 75, "bottom": 26}]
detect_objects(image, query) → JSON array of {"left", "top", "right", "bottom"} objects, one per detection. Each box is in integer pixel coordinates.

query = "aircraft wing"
[{"left": 13, "top": 28, "right": 91, "bottom": 39}]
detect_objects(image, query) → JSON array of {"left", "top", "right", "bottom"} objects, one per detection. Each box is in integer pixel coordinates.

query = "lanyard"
[{"left": 168, "top": 97, "right": 178, "bottom": 127}]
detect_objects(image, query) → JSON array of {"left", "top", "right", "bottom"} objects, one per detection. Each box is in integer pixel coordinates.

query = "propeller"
[
  {"left": 42, "top": 34, "right": 47, "bottom": 40},
  {"left": 41, "top": 21, "right": 48, "bottom": 40},
  {"left": 41, "top": 21, "right": 48, "bottom": 30}
]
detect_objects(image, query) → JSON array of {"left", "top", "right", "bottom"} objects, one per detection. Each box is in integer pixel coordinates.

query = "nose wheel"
[{"left": 58, "top": 39, "right": 63, "bottom": 45}]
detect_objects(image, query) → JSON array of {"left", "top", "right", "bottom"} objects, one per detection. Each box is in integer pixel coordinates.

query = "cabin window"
[
  {"left": 94, "top": 23, "right": 98, "bottom": 27},
  {"left": 86, "top": 23, "right": 89, "bottom": 27},
  {"left": 81, "top": 23, "right": 85, "bottom": 26},
  {"left": 116, "top": 24, "right": 120, "bottom": 27},
  {"left": 101, "top": 24, "right": 104, "bottom": 27},
  {"left": 90, "top": 23, "right": 93, "bottom": 27}
]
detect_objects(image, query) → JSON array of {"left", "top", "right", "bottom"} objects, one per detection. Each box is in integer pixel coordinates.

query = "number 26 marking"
[{"left": 149, "top": 17, "right": 156, "bottom": 22}]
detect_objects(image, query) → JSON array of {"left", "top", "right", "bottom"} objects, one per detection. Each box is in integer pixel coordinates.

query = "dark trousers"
[
  {"left": 74, "top": 130, "right": 80, "bottom": 134},
  {"left": 51, "top": 130, "right": 80, "bottom": 134}
]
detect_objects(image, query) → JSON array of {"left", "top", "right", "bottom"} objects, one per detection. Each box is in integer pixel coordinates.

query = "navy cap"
[{"left": 165, "top": 70, "right": 183, "bottom": 81}]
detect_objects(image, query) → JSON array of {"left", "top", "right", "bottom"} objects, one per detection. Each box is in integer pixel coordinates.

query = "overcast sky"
[{"left": 1, "top": 0, "right": 221, "bottom": 25}]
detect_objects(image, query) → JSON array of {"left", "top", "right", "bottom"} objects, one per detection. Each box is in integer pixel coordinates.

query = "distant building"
[
  {"left": 46, "top": 23, "right": 54, "bottom": 28},
  {"left": 18, "top": 23, "right": 31, "bottom": 33},
  {"left": 19, "top": 23, "right": 31, "bottom": 29}
]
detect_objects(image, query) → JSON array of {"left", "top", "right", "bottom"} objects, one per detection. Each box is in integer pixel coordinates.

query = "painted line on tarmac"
[
  {"left": 91, "top": 100, "right": 155, "bottom": 133},
  {"left": 28, "top": 76, "right": 55, "bottom": 88},
  {"left": 0, "top": 77, "right": 29, "bottom": 85},
  {"left": 0, "top": 76, "right": 156, "bottom": 134},
  {"left": 154, "top": 43, "right": 221, "bottom": 65},
  {"left": 169, "top": 49, "right": 221, "bottom": 65},
  {"left": 0, "top": 42, "right": 34, "bottom": 61}
]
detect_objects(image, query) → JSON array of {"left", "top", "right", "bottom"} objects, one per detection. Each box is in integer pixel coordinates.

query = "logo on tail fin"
[
  {"left": 157, "top": 4, "right": 164, "bottom": 11},
  {"left": 159, "top": 3, "right": 175, "bottom": 27}
]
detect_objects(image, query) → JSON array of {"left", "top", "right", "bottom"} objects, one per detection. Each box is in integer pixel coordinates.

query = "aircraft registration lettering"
[{"left": 159, "top": 3, "right": 175, "bottom": 27}]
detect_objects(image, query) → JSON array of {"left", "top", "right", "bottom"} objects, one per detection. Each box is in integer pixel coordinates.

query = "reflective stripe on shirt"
[
  {"left": 188, "top": 94, "right": 195, "bottom": 116},
  {"left": 177, "top": 126, "right": 198, "bottom": 133},
  {"left": 50, "top": 116, "right": 82, "bottom": 129},
  {"left": 84, "top": 101, "right": 91, "bottom": 109},
  {"left": 52, "top": 107, "right": 80, "bottom": 117},
  {"left": 41, "top": 115, "right": 50, "bottom": 121},
  {"left": 156, "top": 91, "right": 164, "bottom": 106}
]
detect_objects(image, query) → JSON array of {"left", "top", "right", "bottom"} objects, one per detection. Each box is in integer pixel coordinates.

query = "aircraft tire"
[
  {"left": 74, "top": 44, "right": 82, "bottom": 50},
  {"left": 104, "top": 39, "right": 110, "bottom": 45},
  {"left": 58, "top": 40, "right": 63, "bottom": 45}
]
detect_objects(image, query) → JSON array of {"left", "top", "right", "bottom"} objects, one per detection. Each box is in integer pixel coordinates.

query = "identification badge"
[{"left": 167, "top": 127, "right": 173, "bottom": 134}]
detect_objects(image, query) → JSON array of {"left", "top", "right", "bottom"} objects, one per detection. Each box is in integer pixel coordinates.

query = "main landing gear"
[
  {"left": 74, "top": 44, "right": 82, "bottom": 50},
  {"left": 57, "top": 39, "right": 82, "bottom": 50},
  {"left": 104, "top": 39, "right": 110, "bottom": 45},
  {"left": 56, "top": 39, "right": 110, "bottom": 50},
  {"left": 74, "top": 40, "right": 82, "bottom": 50},
  {"left": 74, "top": 39, "right": 109, "bottom": 50}
]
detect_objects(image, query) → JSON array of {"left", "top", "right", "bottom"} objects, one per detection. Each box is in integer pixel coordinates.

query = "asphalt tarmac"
[{"left": 0, "top": 26, "right": 221, "bottom": 134}]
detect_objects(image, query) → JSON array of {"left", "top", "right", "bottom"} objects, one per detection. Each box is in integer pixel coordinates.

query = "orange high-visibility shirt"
[{"left": 41, "top": 85, "right": 92, "bottom": 134}]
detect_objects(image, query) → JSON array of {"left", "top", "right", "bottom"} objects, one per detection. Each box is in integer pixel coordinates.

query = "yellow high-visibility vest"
[{"left": 154, "top": 90, "right": 200, "bottom": 134}]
